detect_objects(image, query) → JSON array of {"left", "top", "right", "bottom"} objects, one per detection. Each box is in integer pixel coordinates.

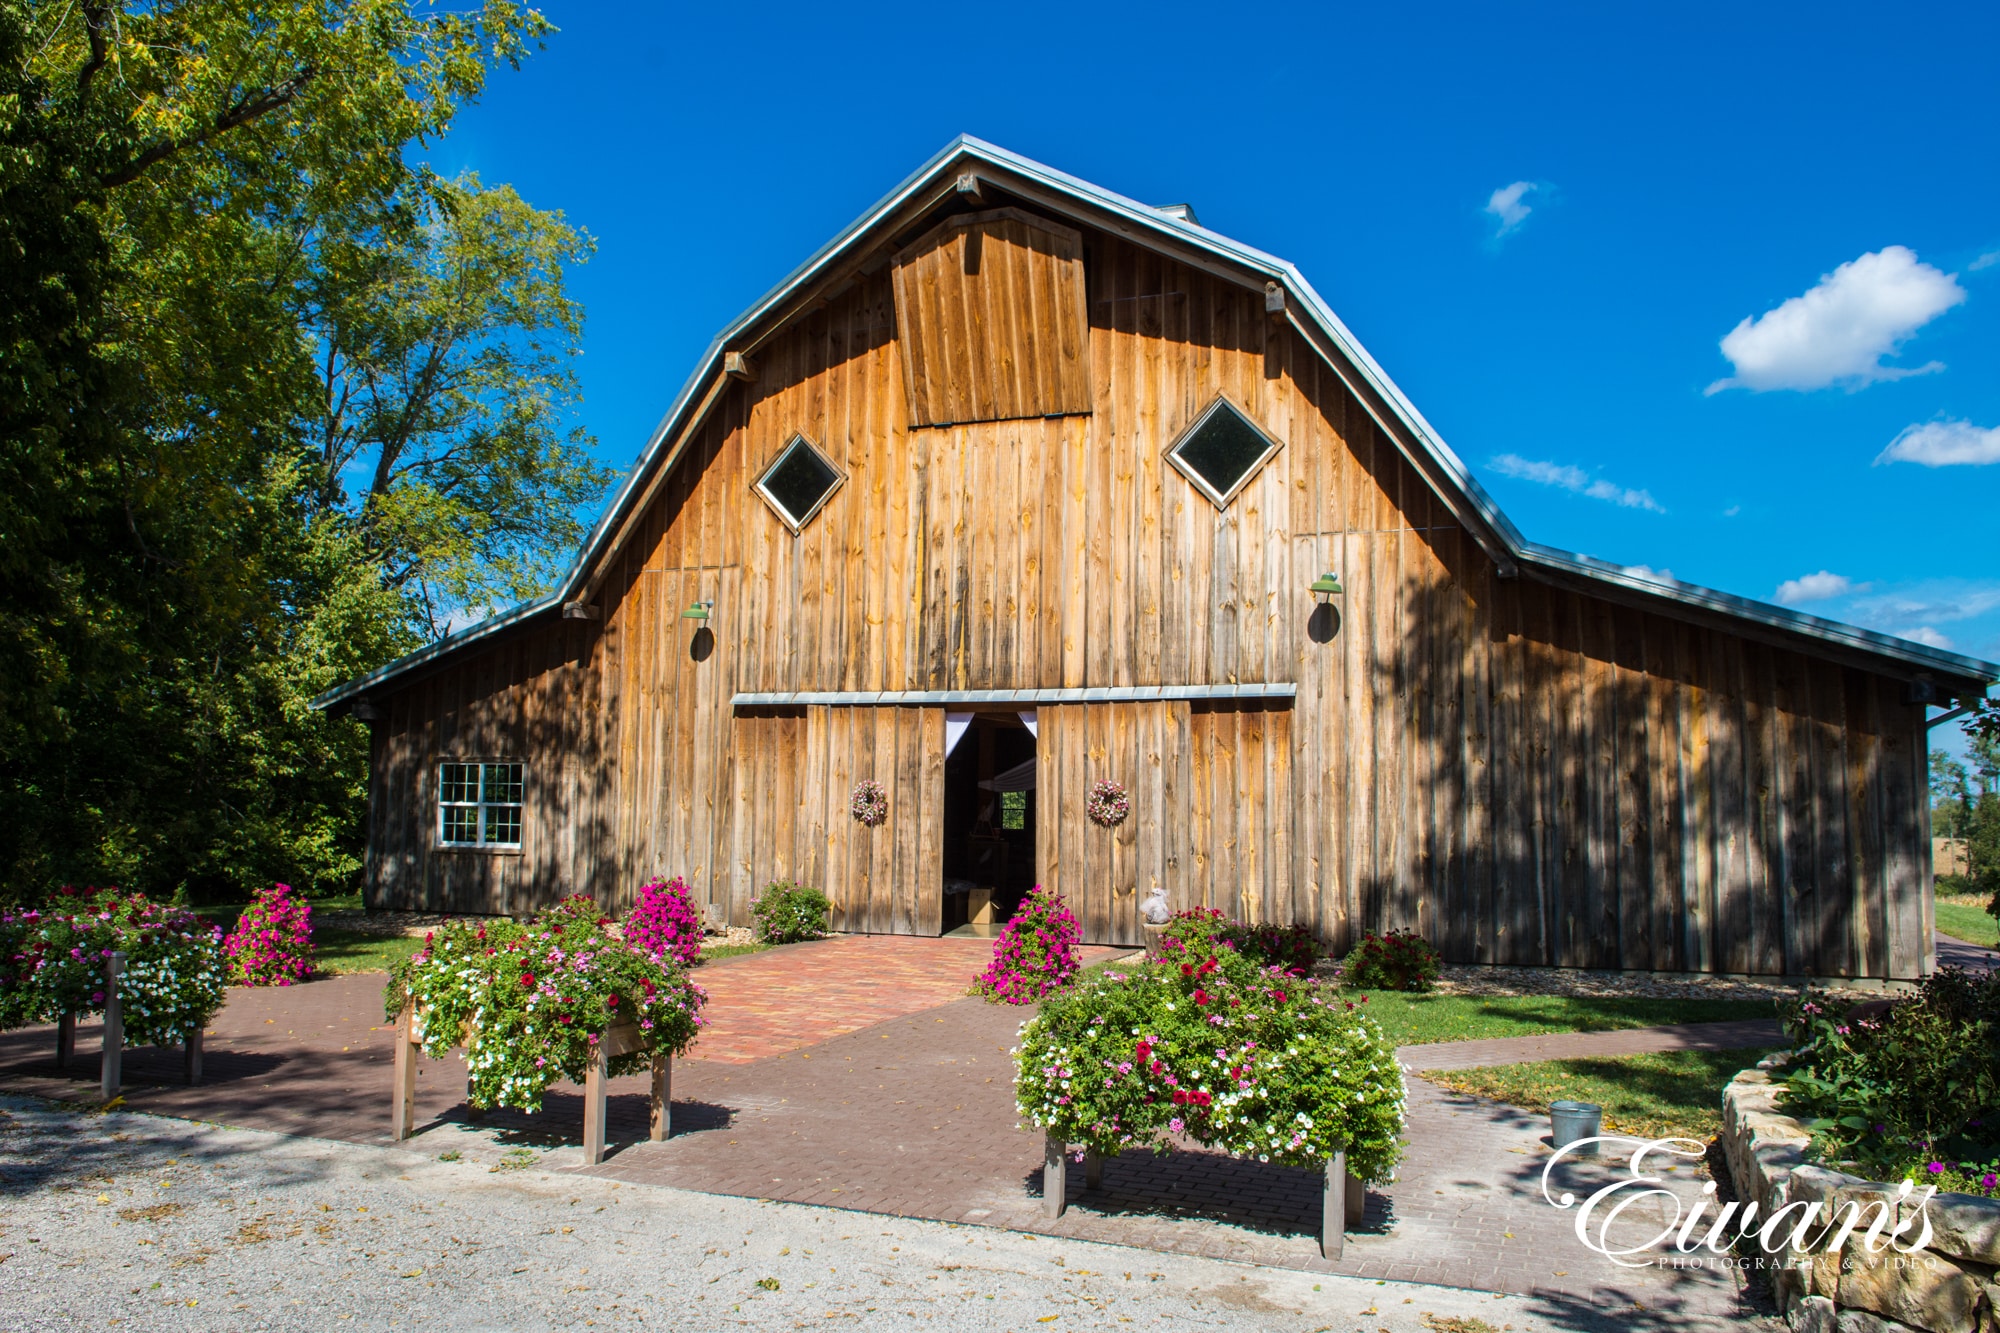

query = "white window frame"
[
  {"left": 437, "top": 761, "right": 525, "bottom": 850},
  {"left": 1165, "top": 394, "right": 1284, "bottom": 510}
]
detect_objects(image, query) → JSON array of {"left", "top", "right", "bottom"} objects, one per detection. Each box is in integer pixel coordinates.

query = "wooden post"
[
  {"left": 582, "top": 1044, "right": 608, "bottom": 1166},
  {"left": 1042, "top": 1134, "right": 1066, "bottom": 1218},
  {"left": 184, "top": 1029, "right": 203, "bottom": 1086},
  {"left": 56, "top": 1012, "right": 74, "bottom": 1069},
  {"left": 1346, "top": 1171, "right": 1366, "bottom": 1228},
  {"left": 100, "top": 951, "right": 124, "bottom": 1100},
  {"left": 650, "top": 1052, "right": 671, "bottom": 1142},
  {"left": 390, "top": 997, "right": 416, "bottom": 1142},
  {"left": 1321, "top": 1148, "right": 1346, "bottom": 1259},
  {"left": 1084, "top": 1151, "right": 1103, "bottom": 1190}
]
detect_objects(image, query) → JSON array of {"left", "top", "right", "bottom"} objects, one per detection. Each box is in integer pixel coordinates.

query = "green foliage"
[
  {"left": 1777, "top": 968, "right": 2000, "bottom": 1188},
  {"left": 386, "top": 895, "right": 706, "bottom": 1113},
  {"left": 750, "top": 882, "right": 829, "bottom": 944},
  {"left": 0, "top": 2, "right": 606, "bottom": 903},
  {"left": 1015, "top": 949, "right": 1407, "bottom": 1183},
  {"left": 1153, "top": 907, "right": 1321, "bottom": 976},
  {"left": 1341, "top": 929, "right": 1441, "bottom": 992}
]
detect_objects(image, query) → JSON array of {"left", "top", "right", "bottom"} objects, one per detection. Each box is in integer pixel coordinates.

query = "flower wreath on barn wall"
[
  {"left": 1086, "top": 779, "right": 1129, "bottom": 827},
  {"left": 850, "top": 779, "right": 888, "bottom": 827}
]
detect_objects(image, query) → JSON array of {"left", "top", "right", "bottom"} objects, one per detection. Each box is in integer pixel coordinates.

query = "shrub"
[
  {"left": 975, "top": 884, "right": 1082, "bottom": 1004},
  {"left": 1778, "top": 966, "right": 2000, "bottom": 1193},
  {"left": 1341, "top": 929, "right": 1440, "bottom": 992},
  {"left": 1221, "top": 922, "right": 1321, "bottom": 977},
  {"left": 1153, "top": 909, "right": 1319, "bottom": 978},
  {"left": 222, "top": 883, "right": 314, "bottom": 986},
  {"left": 624, "top": 876, "right": 704, "bottom": 967},
  {"left": 1015, "top": 946, "right": 1407, "bottom": 1183},
  {"left": 751, "top": 881, "right": 830, "bottom": 944},
  {"left": 386, "top": 894, "right": 706, "bottom": 1113},
  {"left": 0, "top": 887, "right": 228, "bottom": 1047}
]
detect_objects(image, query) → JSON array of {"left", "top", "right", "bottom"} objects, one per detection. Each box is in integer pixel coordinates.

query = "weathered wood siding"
[
  {"left": 361, "top": 216, "right": 1934, "bottom": 978},
  {"left": 892, "top": 208, "right": 1092, "bottom": 427}
]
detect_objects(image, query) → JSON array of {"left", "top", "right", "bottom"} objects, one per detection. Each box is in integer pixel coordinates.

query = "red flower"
[
  {"left": 520, "top": 972, "right": 535, "bottom": 988},
  {"left": 1192, "top": 989, "right": 1210, "bottom": 1006}
]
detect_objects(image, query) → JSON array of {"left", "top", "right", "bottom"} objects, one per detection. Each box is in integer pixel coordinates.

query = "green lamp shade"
[
  {"left": 1310, "top": 572, "right": 1343, "bottom": 595},
  {"left": 681, "top": 601, "right": 711, "bottom": 620}
]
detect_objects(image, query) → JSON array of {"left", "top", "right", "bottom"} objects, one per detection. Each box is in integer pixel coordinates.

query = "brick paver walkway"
[
  {"left": 688, "top": 935, "right": 1124, "bottom": 1063},
  {"left": 0, "top": 940, "right": 1784, "bottom": 1323}
]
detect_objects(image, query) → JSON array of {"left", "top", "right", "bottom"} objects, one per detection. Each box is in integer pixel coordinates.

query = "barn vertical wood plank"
[
  {"left": 1816, "top": 668, "right": 1856, "bottom": 972},
  {"left": 1845, "top": 671, "right": 1887, "bottom": 978},
  {"left": 1108, "top": 704, "right": 1137, "bottom": 939},
  {"left": 1710, "top": 632, "right": 1753, "bottom": 976},
  {"left": 1643, "top": 613, "right": 1687, "bottom": 973},
  {"left": 1739, "top": 644, "right": 1782, "bottom": 976},
  {"left": 1877, "top": 682, "right": 1924, "bottom": 979},
  {"left": 1612, "top": 605, "right": 1652, "bottom": 971}
]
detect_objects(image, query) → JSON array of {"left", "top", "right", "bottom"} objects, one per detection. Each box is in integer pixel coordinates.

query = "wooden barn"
[{"left": 315, "top": 138, "right": 1997, "bottom": 981}]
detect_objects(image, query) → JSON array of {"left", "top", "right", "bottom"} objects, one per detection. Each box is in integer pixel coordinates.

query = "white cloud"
[
  {"left": 1722, "top": 504, "right": 1742, "bottom": 518},
  {"left": 1904, "top": 626, "right": 1955, "bottom": 649},
  {"left": 1705, "top": 246, "right": 1965, "bottom": 394},
  {"left": 1484, "top": 181, "right": 1537, "bottom": 238},
  {"left": 1623, "top": 564, "right": 1674, "bottom": 583},
  {"left": 1876, "top": 419, "right": 2000, "bottom": 467},
  {"left": 1850, "top": 586, "right": 2000, "bottom": 629},
  {"left": 1971, "top": 250, "right": 2000, "bottom": 272},
  {"left": 1774, "top": 570, "right": 1854, "bottom": 604},
  {"left": 1489, "top": 454, "right": 1664, "bottom": 511}
]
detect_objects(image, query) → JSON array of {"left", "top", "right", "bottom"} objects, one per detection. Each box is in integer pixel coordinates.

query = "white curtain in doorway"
[
  {"left": 944, "top": 711, "right": 975, "bottom": 756},
  {"left": 1016, "top": 711, "right": 1037, "bottom": 737}
]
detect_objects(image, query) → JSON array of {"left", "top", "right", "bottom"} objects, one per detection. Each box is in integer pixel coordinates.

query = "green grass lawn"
[
  {"left": 1339, "top": 990, "right": 1780, "bottom": 1047},
  {"left": 314, "top": 929, "right": 424, "bottom": 976},
  {"left": 699, "top": 941, "right": 772, "bottom": 963},
  {"left": 1935, "top": 896, "right": 1996, "bottom": 947},
  {"left": 1424, "top": 1046, "right": 1785, "bottom": 1141}
]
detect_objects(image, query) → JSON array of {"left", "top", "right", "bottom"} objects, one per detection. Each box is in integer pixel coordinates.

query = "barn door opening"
[{"left": 940, "top": 711, "right": 1038, "bottom": 936}]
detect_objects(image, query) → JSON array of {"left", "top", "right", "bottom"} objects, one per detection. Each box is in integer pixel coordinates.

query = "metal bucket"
[{"left": 1550, "top": 1100, "right": 1603, "bottom": 1155}]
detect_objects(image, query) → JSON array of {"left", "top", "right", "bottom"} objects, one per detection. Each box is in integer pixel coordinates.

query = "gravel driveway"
[{"left": 0, "top": 1095, "right": 1755, "bottom": 1331}]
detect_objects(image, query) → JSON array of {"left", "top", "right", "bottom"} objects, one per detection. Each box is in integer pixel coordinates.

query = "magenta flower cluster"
[
  {"left": 622, "top": 876, "right": 704, "bottom": 968},
  {"left": 223, "top": 883, "right": 314, "bottom": 987},
  {"left": 974, "top": 884, "right": 1082, "bottom": 1004}
]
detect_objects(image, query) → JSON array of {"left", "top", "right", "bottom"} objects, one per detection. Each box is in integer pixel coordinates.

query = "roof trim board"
[
  {"left": 311, "top": 137, "right": 2000, "bottom": 711},
  {"left": 733, "top": 684, "right": 1299, "bottom": 708}
]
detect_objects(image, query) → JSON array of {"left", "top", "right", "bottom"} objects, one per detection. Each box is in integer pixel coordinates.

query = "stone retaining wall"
[{"left": 1722, "top": 1058, "right": 2000, "bottom": 1333}]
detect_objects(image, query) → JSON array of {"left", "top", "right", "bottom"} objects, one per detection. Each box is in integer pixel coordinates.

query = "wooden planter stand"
[
  {"left": 1042, "top": 1135, "right": 1366, "bottom": 1258},
  {"left": 51, "top": 951, "right": 205, "bottom": 1098},
  {"left": 390, "top": 999, "right": 672, "bottom": 1166}
]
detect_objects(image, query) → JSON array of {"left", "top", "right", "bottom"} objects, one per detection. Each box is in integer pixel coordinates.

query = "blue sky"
[{"left": 432, "top": 1, "right": 1999, "bottom": 748}]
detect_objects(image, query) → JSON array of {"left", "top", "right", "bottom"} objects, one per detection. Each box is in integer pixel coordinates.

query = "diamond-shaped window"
[
  {"left": 755, "top": 433, "right": 843, "bottom": 530},
  {"left": 1167, "top": 396, "right": 1282, "bottom": 508}
]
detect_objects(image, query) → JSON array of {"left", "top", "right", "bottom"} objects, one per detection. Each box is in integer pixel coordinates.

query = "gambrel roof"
[{"left": 314, "top": 137, "right": 1999, "bottom": 712}]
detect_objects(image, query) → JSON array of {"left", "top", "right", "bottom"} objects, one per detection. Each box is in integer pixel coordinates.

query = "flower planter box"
[
  {"left": 51, "top": 951, "right": 204, "bottom": 1098},
  {"left": 390, "top": 998, "right": 672, "bottom": 1166},
  {"left": 1042, "top": 1135, "right": 1367, "bottom": 1258}
]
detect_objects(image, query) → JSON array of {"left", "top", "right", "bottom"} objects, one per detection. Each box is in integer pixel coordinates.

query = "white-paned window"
[{"left": 438, "top": 762, "right": 524, "bottom": 848}]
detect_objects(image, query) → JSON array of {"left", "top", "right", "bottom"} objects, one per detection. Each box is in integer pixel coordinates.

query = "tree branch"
[
  {"left": 76, "top": 2, "right": 113, "bottom": 99},
  {"left": 98, "top": 68, "right": 316, "bottom": 188}
]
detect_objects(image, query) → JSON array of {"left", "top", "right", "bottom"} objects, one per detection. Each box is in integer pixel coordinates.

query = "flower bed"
[
  {"left": 974, "top": 884, "right": 1081, "bottom": 1004},
  {"left": 623, "top": 876, "right": 703, "bottom": 968},
  {"left": 223, "top": 883, "right": 314, "bottom": 986},
  {"left": 1016, "top": 945, "right": 1406, "bottom": 1177},
  {"left": 1776, "top": 967, "right": 2000, "bottom": 1193},
  {"left": 1153, "top": 906, "right": 1321, "bottom": 977},
  {"left": 385, "top": 894, "right": 706, "bottom": 1115},
  {"left": 0, "top": 887, "right": 227, "bottom": 1049}
]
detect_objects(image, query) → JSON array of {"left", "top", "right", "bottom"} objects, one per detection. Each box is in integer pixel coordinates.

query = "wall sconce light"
[
  {"left": 681, "top": 599, "right": 714, "bottom": 621},
  {"left": 1310, "top": 571, "right": 1344, "bottom": 601}
]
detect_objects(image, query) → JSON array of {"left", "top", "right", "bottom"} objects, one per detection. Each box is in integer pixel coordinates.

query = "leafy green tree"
[
  {"left": 1933, "top": 751, "right": 1973, "bottom": 839},
  {"left": 304, "top": 176, "right": 610, "bottom": 636},
  {"left": 0, "top": 1, "right": 602, "bottom": 902}
]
